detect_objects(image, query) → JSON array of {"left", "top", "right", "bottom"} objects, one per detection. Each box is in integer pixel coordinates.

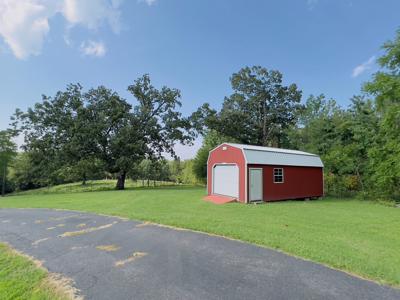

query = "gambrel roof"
[{"left": 224, "top": 143, "right": 324, "bottom": 168}]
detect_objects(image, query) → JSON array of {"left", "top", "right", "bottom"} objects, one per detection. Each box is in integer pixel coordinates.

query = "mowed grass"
[
  {"left": 0, "top": 243, "right": 71, "bottom": 300},
  {"left": 1, "top": 185, "right": 400, "bottom": 286},
  {"left": 13, "top": 179, "right": 178, "bottom": 195}
]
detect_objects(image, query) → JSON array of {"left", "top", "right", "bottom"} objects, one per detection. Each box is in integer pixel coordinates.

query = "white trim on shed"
[{"left": 212, "top": 164, "right": 239, "bottom": 198}]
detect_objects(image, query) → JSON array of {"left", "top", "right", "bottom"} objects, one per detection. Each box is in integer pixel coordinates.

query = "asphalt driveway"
[{"left": 0, "top": 208, "right": 399, "bottom": 300}]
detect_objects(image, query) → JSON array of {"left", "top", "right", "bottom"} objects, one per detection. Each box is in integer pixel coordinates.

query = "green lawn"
[
  {"left": 12, "top": 179, "right": 178, "bottom": 195},
  {"left": 0, "top": 243, "right": 72, "bottom": 300},
  {"left": 1, "top": 185, "right": 400, "bottom": 287}
]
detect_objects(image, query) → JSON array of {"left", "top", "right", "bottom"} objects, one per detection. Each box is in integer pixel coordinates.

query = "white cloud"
[
  {"left": 80, "top": 40, "right": 106, "bottom": 57},
  {"left": 0, "top": 0, "right": 55, "bottom": 59},
  {"left": 352, "top": 56, "right": 376, "bottom": 78},
  {"left": 0, "top": 0, "right": 124, "bottom": 59},
  {"left": 62, "top": 0, "right": 122, "bottom": 33}
]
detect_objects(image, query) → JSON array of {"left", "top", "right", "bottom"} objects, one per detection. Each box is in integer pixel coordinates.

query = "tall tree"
[
  {"left": 15, "top": 84, "right": 93, "bottom": 186},
  {"left": 363, "top": 29, "right": 400, "bottom": 200},
  {"left": 15, "top": 75, "right": 193, "bottom": 190},
  {"left": 195, "top": 66, "right": 303, "bottom": 147},
  {"left": 123, "top": 74, "right": 194, "bottom": 189}
]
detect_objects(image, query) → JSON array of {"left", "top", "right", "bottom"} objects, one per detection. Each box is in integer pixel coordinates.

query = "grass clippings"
[
  {"left": 96, "top": 245, "right": 120, "bottom": 252},
  {"left": 115, "top": 252, "right": 148, "bottom": 267},
  {"left": 135, "top": 221, "right": 151, "bottom": 228},
  {"left": 32, "top": 238, "right": 49, "bottom": 246},
  {"left": 59, "top": 222, "right": 117, "bottom": 237}
]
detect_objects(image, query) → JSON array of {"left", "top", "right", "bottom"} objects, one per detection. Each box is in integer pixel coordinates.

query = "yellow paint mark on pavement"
[{"left": 47, "top": 227, "right": 57, "bottom": 230}]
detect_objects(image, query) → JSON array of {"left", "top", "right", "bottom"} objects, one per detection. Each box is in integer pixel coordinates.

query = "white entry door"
[
  {"left": 249, "top": 168, "right": 263, "bottom": 202},
  {"left": 213, "top": 164, "right": 239, "bottom": 198}
]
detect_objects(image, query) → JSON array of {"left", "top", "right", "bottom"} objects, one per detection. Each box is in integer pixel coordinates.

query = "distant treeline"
[{"left": 1, "top": 28, "right": 400, "bottom": 202}]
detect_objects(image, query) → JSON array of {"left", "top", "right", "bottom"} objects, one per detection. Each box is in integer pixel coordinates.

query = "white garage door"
[{"left": 213, "top": 164, "right": 239, "bottom": 198}]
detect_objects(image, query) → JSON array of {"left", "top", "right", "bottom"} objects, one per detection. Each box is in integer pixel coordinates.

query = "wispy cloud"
[
  {"left": 0, "top": 0, "right": 124, "bottom": 60},
  {"left": 352, "top": 56, "right": 376, "bottom": 78},
  {"left": 62, "top": 0, "right": 123, "bottom": 34},
  {"left": 80, "top": 40, "right": 106, "bottom": 57}
]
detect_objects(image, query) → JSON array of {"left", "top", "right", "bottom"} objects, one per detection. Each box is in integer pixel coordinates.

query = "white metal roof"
[{"left": 225, "top": 143, "right": 324, "bottom": 168}]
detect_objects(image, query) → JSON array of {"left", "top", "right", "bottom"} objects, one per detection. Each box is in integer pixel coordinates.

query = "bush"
[{"left": 324, "top": 173, "right": 359, "bottom": 197}]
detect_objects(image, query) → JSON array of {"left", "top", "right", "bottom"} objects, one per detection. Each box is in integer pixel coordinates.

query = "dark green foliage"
[
  {"left": 0, "top": 130, "right": 17, "bottom": 196},
  {"left": 10, "top": 152, "right": 43, "bottom": 191},
  {"left": 14, "top": 75, "right": 193, "bottom": 190},
  {"left": 194, "top": 66, "right": 303, "bottom": 147}
]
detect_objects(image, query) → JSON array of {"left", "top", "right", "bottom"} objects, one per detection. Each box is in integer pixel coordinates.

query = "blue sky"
[{"left": 0, "top": 0, "right": 399, "bottom": 158}]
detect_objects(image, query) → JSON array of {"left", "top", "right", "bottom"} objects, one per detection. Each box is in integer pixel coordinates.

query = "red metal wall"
[
  {"left": 207, "top": 144, "right": 246, "bottom": 202},
  {"left": 248, "top": 164, "right": 323, "bottom": 201}
]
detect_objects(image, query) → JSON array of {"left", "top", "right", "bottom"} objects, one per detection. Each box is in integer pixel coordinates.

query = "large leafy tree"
[
  {"left": 363, "top": 29, "right": 400, "bottom": 200},
  {"left": 195, "top": 66, "right": 303, "bottom": 147},
  {"left": 15, "top": 75, "right": 193, "bottom": 190},
  {"left": 15, "top": 84, "right": 92, "bottom": 186},
  {"left": 288, "top": 94, "right": 378, "bottom": 195},
  {"left": 289, "top": 94, "right": 343, "bottom": 155}
]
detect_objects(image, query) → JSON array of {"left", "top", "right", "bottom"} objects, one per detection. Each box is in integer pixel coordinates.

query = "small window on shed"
[{"left": 273, "top": 168, "right": 284, "bottom": 183}]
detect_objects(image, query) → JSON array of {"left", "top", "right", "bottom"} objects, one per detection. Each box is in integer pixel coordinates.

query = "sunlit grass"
[
  {"left": 0, "top": 243, "right": 73, "bottom": 300},
  {"left": 1, "top": 185, "right": 399, "bottom": 286}
]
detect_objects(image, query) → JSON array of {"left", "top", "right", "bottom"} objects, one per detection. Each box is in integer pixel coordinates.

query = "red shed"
[{"left": 207, "top": 143, "right": 324, "bottom": 203}]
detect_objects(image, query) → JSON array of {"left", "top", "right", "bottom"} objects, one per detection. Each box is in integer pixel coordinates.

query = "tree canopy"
[
  {"left": 194, "top": 66, "right": 302, "bottom": 147},
  {"left": 14, "top": 75, "right": 194, "bottom": 190}
]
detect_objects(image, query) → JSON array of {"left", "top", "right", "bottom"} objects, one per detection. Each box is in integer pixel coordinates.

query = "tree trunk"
[
  {"left": 82, "top": 173, "right": 87, "bottom": 186},
  {"left": 262, "top": 99, "right": 267, "bottom": 146},
  {"left": 116, "top": 171, "right": 126, "bottom": 190},
  {"left": 1, "top": 162, "right": 6, "bottom": 197}
]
